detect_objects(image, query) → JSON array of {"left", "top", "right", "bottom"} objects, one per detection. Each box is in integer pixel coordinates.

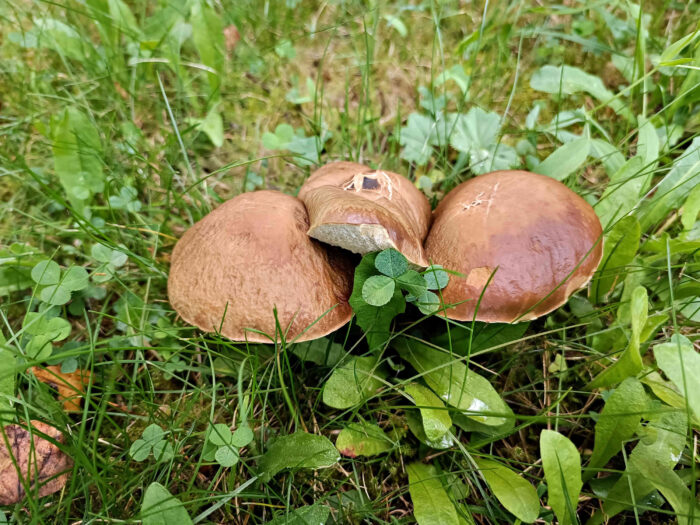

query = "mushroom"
[
  {"left": 0, "top": 421, "right": 72, "bottom": 505},
  {"left": 298, "top": 162, "right": 432, "bottom": 267},
  {"left": 424, "top": 170, "right": 603, "bottom": 322},
  {"left": 168, "top": 190, "right": 355, "bottom": 343}
]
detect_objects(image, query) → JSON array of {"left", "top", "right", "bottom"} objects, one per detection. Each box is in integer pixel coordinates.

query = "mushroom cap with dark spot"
[
  {"left": 424, "top": 170, "right": 603, "bottom": 322},
  {"left": 298, "top": 162, "right": 432, "bottom": 266},
  {"left": 168, "top": 190, "right": 355, "bottom": 342}
]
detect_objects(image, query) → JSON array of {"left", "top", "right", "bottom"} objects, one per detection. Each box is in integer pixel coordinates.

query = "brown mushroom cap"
[
  {"left": 168, "top": 191, "right": 354, "bottom": 343},
  {"left": 298, "top": 162, "right": 432, "bottom": 266},
  {"left": 424, "top": 170, "right": 603, "bottom": 322},
  {"left": 0, "top": 421, "right": 72, "bottom": 505}
]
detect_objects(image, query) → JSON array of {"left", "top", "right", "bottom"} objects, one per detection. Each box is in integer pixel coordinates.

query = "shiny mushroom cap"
[
  {"left": 298, "top": 162, "right": 432, "bottom": 267},
  {"left": 424, "top": 170, "right": 603, "bottom": 322},
  {"left": 168, "top": 190, "right": 354, "bottom": 343}
]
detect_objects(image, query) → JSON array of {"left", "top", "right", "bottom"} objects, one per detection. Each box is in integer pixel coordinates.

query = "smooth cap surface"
[
  {"left": 298, "top": 162, "right": 432, "bottom": 266},
  {"left": 424, "top": 170, "right": 603, "bottom": 322},
  {"left": 168, "top": 190, "right": 354, "bottom": 342}
]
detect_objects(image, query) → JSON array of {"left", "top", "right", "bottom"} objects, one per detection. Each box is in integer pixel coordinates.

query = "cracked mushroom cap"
[
  {"left": 424, "top": 170, "right": 603, "bottom": 322},
  {"left": 0, "top": 421, "right": 73, "bottom": 505},
  {"left": 168, "top": 191, "right": 354, "bottom": 343},
  {"left": 298, "top": 162, "right": 432, "bottom": 267}
]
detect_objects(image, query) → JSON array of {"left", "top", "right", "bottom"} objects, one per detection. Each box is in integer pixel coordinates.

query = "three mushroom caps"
[{"left": 168, "top": 164, "right": 603, "bottom": 342}]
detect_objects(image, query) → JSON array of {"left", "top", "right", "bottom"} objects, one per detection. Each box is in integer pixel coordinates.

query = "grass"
[{"left": 1, "top": 0, "right": 699, "bottom": 523}]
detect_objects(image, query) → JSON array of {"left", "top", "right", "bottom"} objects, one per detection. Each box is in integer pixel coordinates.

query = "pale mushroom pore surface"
[
  {"left": 298, "top": 162, "right": 431, "bottom": 266},
  {"left": 424, "top": 170, "right": 603, "bottom": 322}
]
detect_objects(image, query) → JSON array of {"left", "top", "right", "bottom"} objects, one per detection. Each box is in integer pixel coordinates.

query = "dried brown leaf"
[
  {"left": 0, "top": 421, "right": 72, "bottom": 505},
  {"left": 31, "top": 366, "right": 91, "bottom": 412}
]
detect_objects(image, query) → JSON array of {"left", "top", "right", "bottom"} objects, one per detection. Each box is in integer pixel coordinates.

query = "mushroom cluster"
[{"left": 168, "top": 164, "right": 602, "bottom": 342}]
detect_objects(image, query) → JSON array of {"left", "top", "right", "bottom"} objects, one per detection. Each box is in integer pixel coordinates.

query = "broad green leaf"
[
  {"left": 362, "top": 275, "right": 396, "bottom": 306},
  {"left": 400, "top": 113, "right": 436, "bottom": 165},
  {"left": 432, "top": 322, "right": 529, "bottom": 355},
  {"left": 423, "top": 265, "right": 449, "bottom": 290},
  {"left": 258, "top": 432, "right": 339, "bottom": 481},
  {"left": 335, "top": 422, "right": 393, "bottom": 457},
  {"left": 540, "top": 430, "right": 582, "bottom": 525},
  {"left": 142, "top": 424, "right": 166, "bottom": 444},
  {"left": 449, "top": 108, "right": 519, "bottom": 174},
  {"left": 595, "top": 156, "right": 645, "bottom": 228},
  {"left": 406, "top": 411, "right": 455, "bottom": 450},
  {"left": 208, "top": 423, "right": 233, "bottom": 446},
  {"left": 597, "top": 408, "right": 687, "bottom": 521},
  {"left": 62, "top": 266, "right": 89, "bottom": 291},
  {"left": 39, "top": 285, "right": 71, "bottom": 306},
  {"left": 639, "top": 136, "right": 700, "bottom": 230},
  {"left": 349, "top": 253, "right": 406, "bottom": 351},
  {"left": 141, "top": 482, "right": 193, "bottom": 525},
  {"left": 268, "top": 505, "right": 331, "bottom": 525},
  {"left": 25, "top": 334, "right": 54, "bottom": 360},
  {"left": 630, "top": 455, "right": 698, "bottom": 525},
  {"left": 290, "top": 337, "right": 345, "bottom": 366},
  {"left": 395, "top": 337, "right": 510, "bottom": 426},
  {"left": 533, "top": 136, "right": 590, "bottom": 181},
  {"left": 586, "top": 377, "right": 647, "bottom": 476},
  {"left": 589, "top": 138, "right": 625, "bottom": 176},
  {"left": 215, "top": 445, "right": 239, "bottom": 467},
  {"left": 636, "top": 115, "right": 659, "bottom": 190},
  {"left": 405, "top": 383, "right": 452, "bottom": 442},
  {"left": 33, "top": 18, "right": 87, "bottom": 62},
  {"left": 414, "top": 290, "right": 441, "bottom": 315},
  {"left": 588, "top": 286, "right": 648, "bottom": 389},
  {"left": 590, "top": 216, "right": 640, "bottom": 303},
  {"left": 530, "top": 65, "right": 632, "bottom": 120},
  {"left": 107, "top": 0, "right": 140, "bottom": 38},
  {"left": 23, "top": 313, "right": 71, "bottom": 340},
  {"left": 407, "top": 462, "right": 460, "bottom": 525},
  {"left": 31, "top": 261, "right": 60, "bottom": 285},
  {"left": 681, "top": 183, "right": 700, "bottom": 230},
  {"left": 375, "top": 249, "right": 408, "bottom": 278},
  {"left": 262, "top": 124, "right": 295, "bottom": 149},
  {"left": 322, "top": 355, "right": 385, "bottom": 409},
  {"left": 231, "top": 426, "right": 254, "bottom": 448},
  {"left": 396, "top": 270, "right": 428, "bottom": 297},
  {"left": 198, "top": 108, "right": 224, "bottom": 147},
  {"left": 0, "top": 331, "right": 15, "bottom": 424},
  {"left": 153, "top": 441, "right": 174, "bottom": 462},
  {"left": 654, "top": 334, "right": 700, "bottom": 423},
  {"left": 190, "top": 0, "right": 224, "bottom": 95},
  {"left": 52, "top": 107, "right": 104, "bottom": 213},
  {"left": 474, "top": 458, "right": 540, "bottom": 523}
]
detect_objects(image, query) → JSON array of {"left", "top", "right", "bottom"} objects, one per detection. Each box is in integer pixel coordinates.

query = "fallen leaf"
[
  {"left": 223, "top": 25, "right": 240, "bottom": 54},
  {"left": 31, "top": 366, "right": 91, "bottom": 412},
  {"left": 0, "top": 420, "right": 72, "bottom": 504}
]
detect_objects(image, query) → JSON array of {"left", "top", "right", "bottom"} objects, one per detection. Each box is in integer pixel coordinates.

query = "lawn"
[{"left": 0, "top": 0, "right": 699, "bottom": 523}]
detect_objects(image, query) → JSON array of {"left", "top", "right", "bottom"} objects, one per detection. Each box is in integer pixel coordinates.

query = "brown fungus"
[
  {"left": 298, "top": 162, "right": 432, "bottom": 267},
  {"left": 424, "top": 170, "right": 603, "bottom": 322},
  {"left": 168, "top": 190, "right": 354, "bottom": 343}
]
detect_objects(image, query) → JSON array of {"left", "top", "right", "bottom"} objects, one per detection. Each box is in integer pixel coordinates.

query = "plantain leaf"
[
  {"left": 586, "top": 377, "right": 647, "bottom": 477},
  {"left": 474, "top": 458, "right": 540, "bottom": 523},
  {"left": 395, "top": 337, "right": 511, "bottom": 427},
  {"left": 258, "top": 432, "right": 339, "bottom": 482},
  {"left": 540, "top": 430, "right": 582, "bottom": 525},
  {"left": 407, "top": 462, "right": 460, "bottom": 525},
  {"left": 335, "top": 422, "right": 393, "bottom": 458},
  {"left": 405, "top": 383, "right": 452, "bottom": 442}
]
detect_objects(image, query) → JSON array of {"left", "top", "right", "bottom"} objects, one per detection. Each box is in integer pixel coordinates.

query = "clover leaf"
[
  {"left": 129, "top": 424, "right": 173, "bottom": 463},
  {"left": 31, "top": 261, "right": 89, "bottom": 306}
]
